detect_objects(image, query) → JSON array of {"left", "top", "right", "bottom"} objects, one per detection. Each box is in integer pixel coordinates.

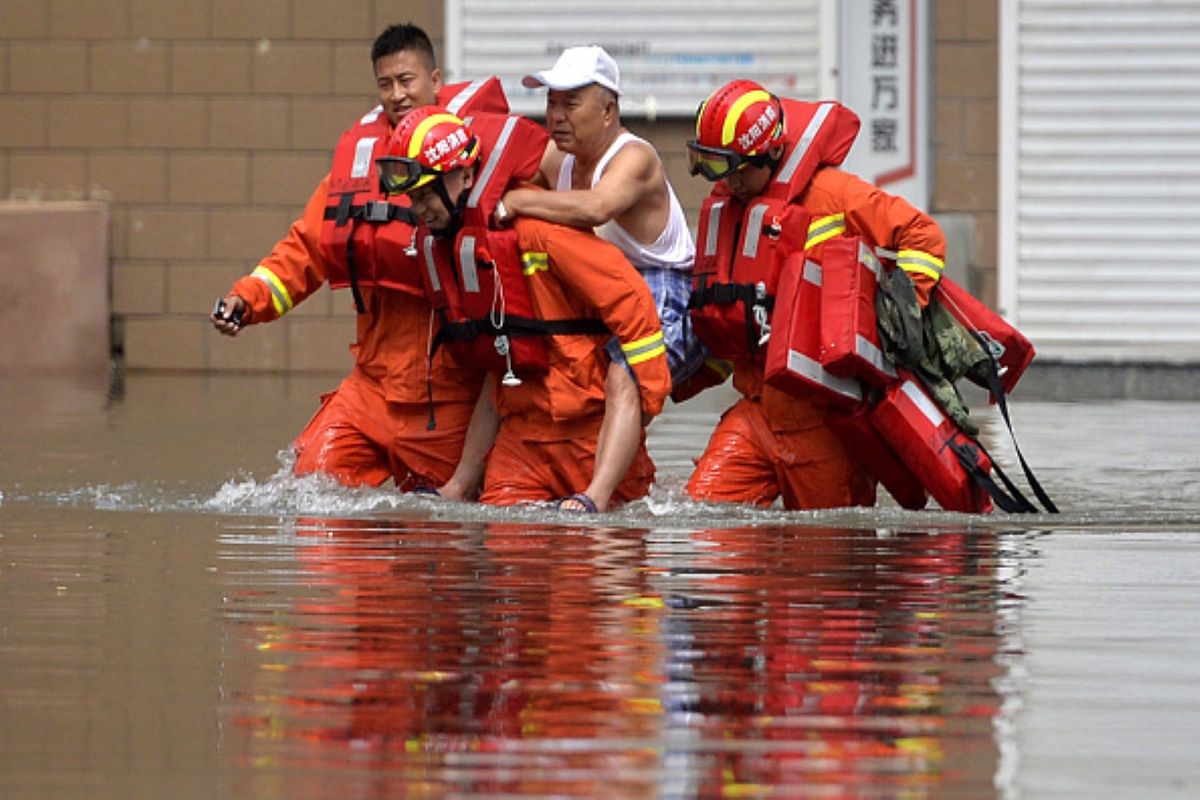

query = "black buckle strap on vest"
[
  {"left": 333, "top": 192, "right": 354, "bottom": 226},
  {"left": 688, "top": 280, "right": 774, "bottom": 311},
  {"left": 344, "top": 232, "right": 366, "bottom": 314},
  {"left": 688, "top": 280, "right": 776, "bottom": 355},
  {"left": 330, "top": 193, "right": 367, "bottom": 313},
  {"left": 324, "top": 200, "right": 419, "bottom": 226},
  {"left": 430, "top": 314, "right": 609, "bottom": 357},
  {"left": 327, "top": 196, "right": 419, "bottom": 315},
  {"left": 434, "top": 314, "right": 609, "bottom": 344}
]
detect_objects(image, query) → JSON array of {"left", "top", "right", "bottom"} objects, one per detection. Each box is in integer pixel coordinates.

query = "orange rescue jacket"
[{"left": 495, "top": 216, "right": 672, "bottom": 440}]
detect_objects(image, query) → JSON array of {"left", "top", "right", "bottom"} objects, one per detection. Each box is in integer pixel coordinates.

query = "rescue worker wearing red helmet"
[
  {"left": 210, "top": 24, "right": 508, "bottom": 497},
  {"left": 380, "top": 107, "right": 671, "bottom": 512},
  {"left": 683, "top": 80, "right": 947, "bottom": 510}
]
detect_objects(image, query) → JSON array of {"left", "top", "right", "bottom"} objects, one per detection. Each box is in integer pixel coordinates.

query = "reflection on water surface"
[{"left": 218, "top": 520, "right": 1011, "bottom": 798}]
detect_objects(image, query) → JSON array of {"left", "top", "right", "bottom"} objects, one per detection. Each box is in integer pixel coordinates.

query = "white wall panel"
[
  {"left": 446, "top": 0, "right": 822, "bottom": 117},
  {"left": 1001, "top": 0, "right": 1200, "bottom": 362}
]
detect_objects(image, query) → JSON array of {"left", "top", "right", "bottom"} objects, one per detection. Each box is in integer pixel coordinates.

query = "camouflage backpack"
[{"left": 874, "top": 267, "right": 990, "bottom": 435}]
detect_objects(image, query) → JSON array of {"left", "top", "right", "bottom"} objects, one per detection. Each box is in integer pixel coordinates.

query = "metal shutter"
[
  {"left": 1000, "top": 0, "right": 1200, "bottom": 362},
  {"left": 446, "top": 0, "right": 823, "bottom": 117}
]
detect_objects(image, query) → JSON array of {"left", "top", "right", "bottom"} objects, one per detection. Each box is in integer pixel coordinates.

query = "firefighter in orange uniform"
[
  {"left": 380, "top": 107, "right": 671, "bottom": 511},
  {"left": 210, "top": 24, "right": 505, "bottom": 497},
  {"left": 683, "top": 80, "right": 947, "bottom": 510}
]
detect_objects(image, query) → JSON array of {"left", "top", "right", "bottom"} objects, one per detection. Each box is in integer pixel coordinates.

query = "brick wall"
[
  {"left": 0, "top": 0, "right": 442, "bottom": 372},
  {"left": 930, "top": 0, "right": 999, "bottom": 305},
  {"left": 1, "top": 0, "right": 999, "bottom": 372}
]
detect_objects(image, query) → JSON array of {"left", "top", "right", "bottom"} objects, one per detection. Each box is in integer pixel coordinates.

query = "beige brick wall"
[
  {"left": 931, "top": 0, "right": 1000, "bottom": 305},
  {"left": 1, "top": 0, "right": 997, "bottom": 372}
]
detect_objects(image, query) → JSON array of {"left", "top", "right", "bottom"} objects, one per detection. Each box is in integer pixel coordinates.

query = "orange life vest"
[
  {"left": 869, "top": 371, "right": 994, "bottom": 514},
  {"left": 816, "top": 236, "right": 899, "bottom": 389},
  {"left": 689, "top": 99, "right": 861, "bottom": 363},
  {"left": 417, "top": 113, "right": 605, "bottom": 383},
  {"left": 318, "top": 78, "right": 510, "bottom": 311},
  {"left": 762, "top": 253, "right": 864, "bottom": 409}
]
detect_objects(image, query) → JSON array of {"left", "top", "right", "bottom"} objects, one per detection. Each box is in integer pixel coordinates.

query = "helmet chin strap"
[{"left": 430, "top": 173, "right": 471, "bottom": 239}]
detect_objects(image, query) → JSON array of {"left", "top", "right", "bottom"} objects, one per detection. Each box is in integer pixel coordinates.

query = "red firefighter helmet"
[
  {"left": 687, "top": 80, "right": 785, "bottom": 181},
  {"left": 377, "top": 106, "right": 480, "bottom": 194}
]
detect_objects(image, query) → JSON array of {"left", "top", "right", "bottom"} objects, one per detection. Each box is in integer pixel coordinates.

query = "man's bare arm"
[{"left": 498, "top": 141, "right": 661, "bottom": 230}]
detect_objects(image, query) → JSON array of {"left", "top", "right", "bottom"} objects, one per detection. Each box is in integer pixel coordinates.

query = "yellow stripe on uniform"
[
  {"left": 521, "top": 251, "right": 549, "bottom": 276},
  {"left": 250, "top": 265, "right": 294, "bottom": 316},
  {"left": 805, "top": 213, "right": 846, "bottom": 250},
  {"left": 620, "top": 330, "right": 666, "bottom": 365},
  {"left": 704, "top": 357, "right": 733, "bottom": 379},
  {"left": 896, "top": 249, "right": 944, "bottom": 281}
]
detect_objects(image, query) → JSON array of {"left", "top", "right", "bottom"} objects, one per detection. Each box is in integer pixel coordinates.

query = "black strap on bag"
[
  {"left": 967, "top": 332, "right": 1059, "bottom": 513},
  {"left": 909, "top": 360, "right": 1055, "bottom": 515},
  {"left": 948, "top": 437, "right": 1039, "bottom": 514}
]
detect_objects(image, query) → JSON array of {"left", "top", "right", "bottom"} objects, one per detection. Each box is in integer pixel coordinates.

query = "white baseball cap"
[{"left": 521, "top": 45, "right": 621, "bottom": 95}]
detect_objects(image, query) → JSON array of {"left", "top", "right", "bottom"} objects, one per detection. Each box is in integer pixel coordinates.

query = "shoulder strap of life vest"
[
  {"left": 323, "top": 107, "right": 396, "bottom": 312},
  {"left": 766, "top": 99, "right": 861, "bottom": 203},
  {"left": 438, "top": 76, "right": 510, "bottom": 116},
  {"left": 327, "top": 106, "right": 390, "bottom": 197}
]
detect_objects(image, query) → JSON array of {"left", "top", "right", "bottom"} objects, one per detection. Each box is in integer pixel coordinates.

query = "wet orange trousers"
[
  {"left": 686, "top": 397, "right": 876, "bottom": 510},
  {"left": 479, "top": 416, "right": 656, "bottom": 507},
  {"left": 292, "top": 369, "right": 474, "bottom": 490}
]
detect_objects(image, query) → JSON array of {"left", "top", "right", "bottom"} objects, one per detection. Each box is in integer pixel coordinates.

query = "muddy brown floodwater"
[{"left": 2, "top": 371, "right": 1198, "bottom": 798}]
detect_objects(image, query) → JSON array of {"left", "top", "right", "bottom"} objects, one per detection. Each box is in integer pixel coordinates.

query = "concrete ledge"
[
  {"left": 0, "top": 200, "right": 110, "bottom": 373},
  {"left": 1013, "top": 361, "right": 1200, "bottom": 402}
]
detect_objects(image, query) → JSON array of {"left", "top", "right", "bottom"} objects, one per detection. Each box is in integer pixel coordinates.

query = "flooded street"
[{"left": 2, "top": 372, "right": 1198, "bottom": 798}]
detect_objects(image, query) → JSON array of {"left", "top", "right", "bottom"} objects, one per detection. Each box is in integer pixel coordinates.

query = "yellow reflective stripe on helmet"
[
  {"left": 250, "top": 265, "right": 293, "bottom": 316},
  {"left": 407, "top": 112, "right": 464, "bottom": 158},
  {"left": 521, "top": 251, "right": 549, "bottom": 276},
  {"left": 722, "top": 89, "right": 773, "bottom": 148},
  {"left": 897, "top": 249, "right": 944, "bottom": 280},
  {"left": 805, "top": 213, "right": 846, "bottom": 250},
  {"left": 621, "top": 330, "right": 666, "bottom": 365}
]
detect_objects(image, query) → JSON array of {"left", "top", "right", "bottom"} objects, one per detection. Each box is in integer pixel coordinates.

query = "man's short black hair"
[{"left": 371, "top": 23, "right": 437, "bottom": 69}]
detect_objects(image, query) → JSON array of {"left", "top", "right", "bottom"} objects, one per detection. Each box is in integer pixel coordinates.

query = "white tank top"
[{"left": 556, "top": 132, "right": 695, "bottom": 272}]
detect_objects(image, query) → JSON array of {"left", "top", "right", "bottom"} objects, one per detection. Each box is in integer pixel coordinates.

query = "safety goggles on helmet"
[
  {"left": 377, "top": 135, "right": 478, "bottom": 195},
  {"left": 377, "top": 155, "right": 441, "bottom": 194},
  {"left": 686, "top": 140, "right": 776, "bottom": 182}
]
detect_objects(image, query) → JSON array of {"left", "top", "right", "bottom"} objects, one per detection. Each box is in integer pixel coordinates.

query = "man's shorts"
[{"left": 607, "top": 267, "right": 708, "bottom": 386}]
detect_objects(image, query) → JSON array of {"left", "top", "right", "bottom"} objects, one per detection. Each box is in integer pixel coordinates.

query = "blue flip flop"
[{"left": 556, "top": 492, "right": 598, "bottom": 513}]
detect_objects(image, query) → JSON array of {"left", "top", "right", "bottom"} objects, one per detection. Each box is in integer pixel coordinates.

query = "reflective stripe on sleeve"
[
  {"left": 805, "top": 213, "right": 845, "bottom": 250},
  {"left": 251, "top": 266, "right": 294, "bottom": 316},
  {"left": 521, "top": 251, "right": 549, "bottom": 276},
  {"left": 896, "top": 249, "right": 944, "bottom": 281},
  {"left": 621, "top": 330, "right": 666, "bottom": 365}
]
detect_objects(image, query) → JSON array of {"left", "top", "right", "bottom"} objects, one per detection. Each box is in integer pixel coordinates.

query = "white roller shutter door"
[
  {"left": 1001, "top": 0, "right": 1200, "bottom": 362},
  {"left": 446, "top": 0, "right": 824, "bottom": 117}
]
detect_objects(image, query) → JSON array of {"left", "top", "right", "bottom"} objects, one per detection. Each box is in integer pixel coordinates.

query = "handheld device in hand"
[{"left": 212, "top": 297, "right": 244, "bottom": 328}]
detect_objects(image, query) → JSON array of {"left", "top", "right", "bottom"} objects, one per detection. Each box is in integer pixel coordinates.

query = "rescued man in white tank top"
[{"left": 496, "top": 46, "right": 716, "bottom": 510}]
